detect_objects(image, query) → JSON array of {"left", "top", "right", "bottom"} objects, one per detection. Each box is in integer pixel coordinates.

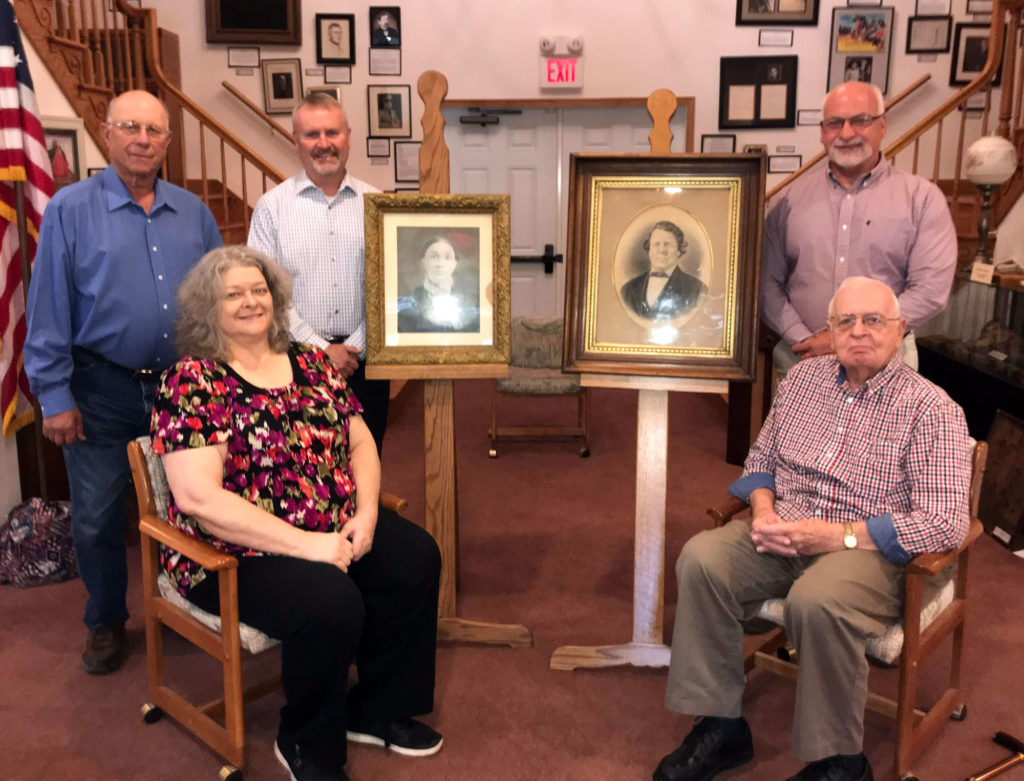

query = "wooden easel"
[
  {"left": 549, "top": 89, "right": 729, "bottom": 671},
  {"left": 365, "top": 70, "right": 531, "bottom": 647}
]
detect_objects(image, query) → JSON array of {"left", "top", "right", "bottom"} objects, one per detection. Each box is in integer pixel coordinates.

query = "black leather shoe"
[
  {"left": 786, "top": 753, "right": 873, "bottom": 781},
  {"left": 81, "top": 624, "right": 126, "bottom": 675},
  {"left": 274, "top": 736, "right": 348, "bottom": 781},
  {"left": 653, "top": 716, "right": 754, "bottom": 781}
]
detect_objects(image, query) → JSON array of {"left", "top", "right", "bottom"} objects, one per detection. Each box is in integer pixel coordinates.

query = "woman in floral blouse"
[{"left": 151, "top": 246, "right": 442, "bottom": 781}]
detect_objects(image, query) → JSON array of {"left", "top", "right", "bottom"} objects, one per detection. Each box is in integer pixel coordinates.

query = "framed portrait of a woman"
[
  {"left": 364, "top": 194, "right": 511, "bottom": 371},
  {"left": 563, "top": 154, "right": 764, "bottom": 381}
]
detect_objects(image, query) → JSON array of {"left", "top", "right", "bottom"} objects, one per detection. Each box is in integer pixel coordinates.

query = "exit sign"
[{"left": 540, "top": 56, "right": 583, "bottom": 89}]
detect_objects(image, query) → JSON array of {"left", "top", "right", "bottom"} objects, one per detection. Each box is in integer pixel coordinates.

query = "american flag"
[{"left": 0, "top": 0, "right": 54, "bottom": 436}]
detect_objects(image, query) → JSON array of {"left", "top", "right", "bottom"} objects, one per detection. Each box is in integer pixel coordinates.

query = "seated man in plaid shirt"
[{"left": 654, "top": 276, "right": 971, "bottom": 781}]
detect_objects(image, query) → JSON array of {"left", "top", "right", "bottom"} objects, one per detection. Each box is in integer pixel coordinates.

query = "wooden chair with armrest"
[
  {"left": 706, "top": 440, "right": 987, "bottom": 781},
  {"left": 127, "top": 435, "right": 408, "bottom": 781}
]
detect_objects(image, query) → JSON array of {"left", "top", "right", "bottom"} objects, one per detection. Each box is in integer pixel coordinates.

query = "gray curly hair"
[{"left": 175, "top": 245, "right": 293, "bottom": 361}]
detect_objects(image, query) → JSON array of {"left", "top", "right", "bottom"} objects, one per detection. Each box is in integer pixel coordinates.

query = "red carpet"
[{"left": 2, "top": 379, "right": 1022, "bottom": 780}]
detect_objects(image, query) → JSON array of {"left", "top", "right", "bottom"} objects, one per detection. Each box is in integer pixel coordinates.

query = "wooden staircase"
[{"left": 13, "top": 0, "right": 284, "bottom": 242}]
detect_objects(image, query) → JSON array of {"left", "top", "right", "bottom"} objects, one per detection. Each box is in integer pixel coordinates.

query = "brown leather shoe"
[{"left": 81, "top": 624, "right": 126, "bottom": 675}]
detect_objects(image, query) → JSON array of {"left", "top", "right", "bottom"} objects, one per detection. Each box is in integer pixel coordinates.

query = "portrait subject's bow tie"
[{"left": 649, "top": 272, "right": 670, "bottom": 278}]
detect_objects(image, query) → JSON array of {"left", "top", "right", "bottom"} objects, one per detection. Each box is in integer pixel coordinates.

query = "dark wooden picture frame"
[
  {"left": 315, "top": 13, "right": 355, "bottom": 65},
  {"left": 367, "top": 84, "right": 412, "bottom": 138},
  {"left": 563, "top": 154, "right": 765, "bottom": 381},
  {"left": 906, "top": 15, "right": 952, "bottom": 54},
  {"left": 205, "top": 0, "right": 301, "bottom": 45},
  {"left": 369, "top": 6, "right": 401, "bottom": 48},
  {"left": 718, "top": 56, "right": 798, "bottom": 129},
  {"left": 950, "top": 22, "right": 1001, "bottom": 86},
  {"left": 736, "top": 0, "right": 820, "bottom": 26},
  {"left": 261, "top": 58, "right": 303, "bottom": 115},
  {"left": 827, "top": 6, "right": 895, "bottom": 93}
]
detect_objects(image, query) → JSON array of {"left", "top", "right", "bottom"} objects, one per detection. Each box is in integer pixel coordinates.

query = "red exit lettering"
[{"left": 546, "top": 58, "right": 577, "bottom": 83}]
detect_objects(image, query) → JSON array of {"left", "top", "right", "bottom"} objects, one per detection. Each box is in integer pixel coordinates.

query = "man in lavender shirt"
[{"left": 760, "top": 81, "right": 957, "bottom": 376}]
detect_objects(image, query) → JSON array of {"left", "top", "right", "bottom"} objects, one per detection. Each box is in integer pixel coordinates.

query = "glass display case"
[{"left": 916, "top": 273, "right": 1024, "bottom": 438}]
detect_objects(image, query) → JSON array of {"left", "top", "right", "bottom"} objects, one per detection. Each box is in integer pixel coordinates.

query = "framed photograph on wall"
[
  {"left": 367, "top": 84, "right": 412, "bottom": 138},
  {"left": 305, "top": 86, "right": 342, "bottom": 103},
  {"left": 701, "top": 134, "right": 737, "bottom": 153},
  {"left": 227, "top": 46, "right": 259, "bottom": 68},
  {"left": 394, "top": 140, "right": 421, "bottom": 182},
  {"left": 363, "top": 193, "right": 511, "bottom": 370},
  {"left": 315, "top": 13, "right": 355, "bottom": 65},
  {"left": 718, "top": 55, "right": 798, "bottom": 129},
  {"left": 950, "top": 22, "right": 1001, "bottom": 86},
  {"left": 736, "top": 0, "right": 819, "bottom": 26},
  {"left": 367, "top": 138, "right": 391, "bottom": 157},
  {"left": 906, "top": 15, "right": 952, "bottom": 53},
  {"left": 261, "top": 58, "right": 303, "bottom": 114},
  {"left": 562, "top": 154, "right": 765, "bottom": 381},
  {"left": 369, "top": 6, "right": 401, "bottom": 47},
  {"left": 205, "top": 0, "right": 301, "bottom": 45},
  {"left": 827, "top": 6, "right": 895, "bottom": 93},
  {"left": 42, "top": 116, "right": 85, "bottom": 192}
]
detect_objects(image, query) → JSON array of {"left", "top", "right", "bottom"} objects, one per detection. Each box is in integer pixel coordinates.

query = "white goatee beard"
[{"left": 829, "top": 142, "right": 875, "bottom": 171}]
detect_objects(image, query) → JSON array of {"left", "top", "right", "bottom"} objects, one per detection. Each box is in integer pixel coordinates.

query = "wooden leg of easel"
[
  {"left": 550, "top": 388, "right": 671, "bottom": 670},
  {"left": 422, "top": 379, "right": 532, "bottom": 647}
]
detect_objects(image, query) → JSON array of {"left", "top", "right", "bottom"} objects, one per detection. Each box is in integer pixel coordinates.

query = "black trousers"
[
  {"left": 346, "top": 359, "right": 390, "bottom": 457},
  {"left": 187, "top": 508, "right": 440, "bottom": 770}
]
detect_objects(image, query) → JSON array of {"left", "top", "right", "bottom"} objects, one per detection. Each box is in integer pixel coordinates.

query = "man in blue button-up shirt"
[{"left": 25, "top": 90, "right": 222, "bottom": 675}]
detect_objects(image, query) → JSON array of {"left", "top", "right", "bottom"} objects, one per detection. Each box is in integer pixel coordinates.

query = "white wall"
[{"left": 141, "top": 0, "right": 1000, "bottom": 190}]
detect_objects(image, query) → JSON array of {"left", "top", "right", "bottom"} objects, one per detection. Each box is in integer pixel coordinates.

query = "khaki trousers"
[{"left": 665, "top": 519, "right": 904, "bottom": 760}]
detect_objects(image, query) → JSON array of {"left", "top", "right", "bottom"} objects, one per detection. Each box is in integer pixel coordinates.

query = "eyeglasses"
[
  {"left": 107, "top": 120, "right": 170, "bottom": 139},
  {"left": 829, "top": 313, "right": 897, "bottom": 332},
  {"left": 820, "top": 113, "right": 883, "bottom": 132}
]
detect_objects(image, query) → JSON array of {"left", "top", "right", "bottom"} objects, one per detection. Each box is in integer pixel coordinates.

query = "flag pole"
[{"left": 13, "top": 179, "right": 48, "bottom": 501}]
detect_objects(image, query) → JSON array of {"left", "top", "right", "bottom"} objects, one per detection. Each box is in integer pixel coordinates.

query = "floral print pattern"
[{"left": 150, "top": 344, "right": 363, "bottom": 596}]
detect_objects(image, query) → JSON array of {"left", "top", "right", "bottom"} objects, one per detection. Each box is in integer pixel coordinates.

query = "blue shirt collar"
[
  {"left": 826, "top": 153, "right": 890, "bottom": 192},
  {"left": 101, "top": 165, "right": 180, "bottom": 214},
  {"left": 834, "top": 349, "right": 904, "bottom": 393}
]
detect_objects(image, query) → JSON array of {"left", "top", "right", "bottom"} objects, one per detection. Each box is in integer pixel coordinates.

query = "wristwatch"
[{"left": 842, "top": 522, "right": 858, "bottom": 550}]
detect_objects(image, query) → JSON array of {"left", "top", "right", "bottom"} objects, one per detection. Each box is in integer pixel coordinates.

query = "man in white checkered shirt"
[
  {"left": 654, "top": 277, "right": 971, "bottom": 781},
  {"left": 248, "top": 93, "right": 390, "bottom": 453}
]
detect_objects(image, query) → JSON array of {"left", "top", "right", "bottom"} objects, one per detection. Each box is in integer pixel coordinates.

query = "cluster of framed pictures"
[{"left": 719, "top": 56, "right": 798, "bottom": 129}]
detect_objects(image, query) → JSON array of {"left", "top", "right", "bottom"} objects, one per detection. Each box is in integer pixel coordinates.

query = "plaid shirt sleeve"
[
  {"left": 865, "top": 397, "right": 971, "bottom": 562},
  {"left": 728, "top": 372, "right": 792, "bottom": 501}
]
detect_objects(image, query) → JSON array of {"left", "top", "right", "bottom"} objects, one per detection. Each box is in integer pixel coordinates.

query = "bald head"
[
  {"left": 827, "top": 277, "right": 906, "bottom": 386},
  {"left": 828, "top": 276, "right": 899, "bottom": 319},
  {"left": 822, "top": 81, "right": 884, "bottom": 116},
  {"left": 106, "top": 90, "right": 170, "bottom": 127}
]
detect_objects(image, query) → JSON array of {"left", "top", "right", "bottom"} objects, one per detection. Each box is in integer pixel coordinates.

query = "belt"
[
  {"left": 77, "top": 347, "right": 161, "bottom": 381},
  {"left": 326, "top": 335, "right": 350, "bottom": 344}
]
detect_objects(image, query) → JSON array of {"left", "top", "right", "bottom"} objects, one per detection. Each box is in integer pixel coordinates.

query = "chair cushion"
[
  {"left": 157, "top": 573, "right": 279, "bottom": 654},
  {"left": 754, "top": 569, "right": 955, "bottom": 665},
  {"left": 497, "top": 365, "right": 581, "bottom": 395},
  {"left": 136, "top": 435, "right": 278, "bottom": 655},
  {"left": 509, "top": 317, "right": 565, "bottom": 369}
]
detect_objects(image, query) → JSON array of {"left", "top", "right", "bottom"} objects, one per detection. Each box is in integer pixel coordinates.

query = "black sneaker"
[
  {"left": 274, "top": 736, "right": 347, "bottom": 781},
  {"left": 81, "top": 623, "right": 127, "bottom": 675},
  {"left": 786, "top": 753, "right": 873, "bottom": 781},
  {"left": 347, "top": 717, "right": 443, "bottom": 757},
  {"left": 653, "top": 716, "right": 754, "bottom": 781}
]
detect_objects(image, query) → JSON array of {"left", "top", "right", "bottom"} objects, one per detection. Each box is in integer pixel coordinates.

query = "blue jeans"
[{"left": 63, "top": 351, "right": 156, "bottom": 628}]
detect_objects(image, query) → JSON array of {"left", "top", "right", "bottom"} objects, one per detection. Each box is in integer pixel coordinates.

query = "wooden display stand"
[
  {"left": 549, "top": 90, "right": 730, "bottom": 671},
  {"left": 364, "top": 70, "right": 531, "bottom": 647}
]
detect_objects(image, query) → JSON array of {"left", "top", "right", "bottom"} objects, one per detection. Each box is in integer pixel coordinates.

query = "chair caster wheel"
[
  {"left": 951, "top": 703, "right": 967, "bottom": 721},
  {"left": 141, "top": 702, "right": 163, "bottom": 724},
  {"left": 219, "top": 765, "right": 243, "bottom": 781},
  {"left": 901, "top": 774, "right": 919, "bottom": 781},
  {"left": 580, "top": 448, "right": 590, "bottom": 458},
  {"left": 488, "top": 448, "right": 497, "bottom": 458}
]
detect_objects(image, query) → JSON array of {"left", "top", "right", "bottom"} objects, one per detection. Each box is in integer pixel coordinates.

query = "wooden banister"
[{"left": 222, "top": 81, "right": 293, "bottom": 144}]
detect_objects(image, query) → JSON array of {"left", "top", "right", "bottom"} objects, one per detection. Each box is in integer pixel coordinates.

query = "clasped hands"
[
  {"left": 750, "top": 509, "right": 839, "bottom": 557},
  {"left": 305, "top": 512, "right": 377, "bottom": 572}
]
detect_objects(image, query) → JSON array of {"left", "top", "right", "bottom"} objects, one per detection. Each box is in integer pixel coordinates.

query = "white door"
[{"left": 444, "top": 104, "right": 690, "bottom": 319}]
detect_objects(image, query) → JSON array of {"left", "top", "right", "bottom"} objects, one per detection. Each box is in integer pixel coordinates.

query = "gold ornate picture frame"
[
  {"left": 365, "top": 193, "right": 511, "bottom": 371},
  {"left": 563, "top": 154, "right": 764, "bottom": 381}
]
